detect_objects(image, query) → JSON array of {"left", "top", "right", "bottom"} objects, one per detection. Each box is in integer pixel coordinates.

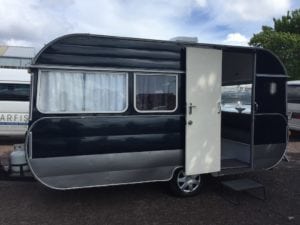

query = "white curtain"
[
  {"left": 84, "top": 73, "right": 127, "bottom": 111},
  {"left": 136, "top": 75, "right": 176, "bottom": 111},
  {"left": 38, "top": 71, "right": 127, "bottom": 113}
]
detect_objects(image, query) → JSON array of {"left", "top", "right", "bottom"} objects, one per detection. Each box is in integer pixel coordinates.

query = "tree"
[{"left": 249, "top": 9, "right": 300, "bottom": 80}]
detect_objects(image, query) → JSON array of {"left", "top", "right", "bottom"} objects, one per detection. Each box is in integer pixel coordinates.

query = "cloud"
[
  {"left": 0, "top": 0, "right": 297, "bottom": 50},
  {"left": 69, "top": 0, "right": 191, "bottom": 38},
  {"left": 3, "top": 39, "right": 33, "bottom": 47},
  {"left": 0, "top": 0, "right": 74, "bottom": 48},
  {"left": 195, "top": 0, "right": 207, "bottom": 7},
  {"left": 207, "top": 0, "right": 291, "bottom": 23},
  {"left": 223, "top": 33, "right": 249, "bottom": 46},
  {"left": 0, "top": 0, "right": 199, "bottom": 48}
]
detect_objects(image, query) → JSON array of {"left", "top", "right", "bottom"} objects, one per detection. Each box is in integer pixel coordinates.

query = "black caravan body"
[{"left": 26, "top": 34, "right": 288, "bottom": 190}]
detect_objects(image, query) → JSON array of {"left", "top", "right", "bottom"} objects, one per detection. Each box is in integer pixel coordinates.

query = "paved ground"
[{"left": 0, "top": 136, "right": 299, "bottom": 225}]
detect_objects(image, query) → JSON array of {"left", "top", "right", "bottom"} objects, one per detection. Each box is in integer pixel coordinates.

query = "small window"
[
  {"left": 135, "top": 74, "right": 177, "bottom": 112},
  {"left": 37, "top": 70, "right": 128, "bottom": 113},
  {"left": 221, "top": 84, "right": 252, "bottom": 114},
  {"left": 0, "top": 83, "right": 30, "bottom": 101},
  {"left": 288, "top": 85, "right": 300, "bottom": 103}
]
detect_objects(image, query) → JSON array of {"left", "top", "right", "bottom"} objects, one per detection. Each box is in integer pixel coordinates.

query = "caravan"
[{"left": 15, "top": 34, "right": 288, "bottom": 196}]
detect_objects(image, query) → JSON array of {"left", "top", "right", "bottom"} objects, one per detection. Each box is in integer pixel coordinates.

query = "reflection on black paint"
[{"left": 31, "top": 115, "right": 184, "bottom": 158}]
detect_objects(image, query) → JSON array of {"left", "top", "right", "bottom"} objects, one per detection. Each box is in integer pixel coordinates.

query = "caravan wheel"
[{"left": 169, "top": 168, "right": 202, "bottom": 197}]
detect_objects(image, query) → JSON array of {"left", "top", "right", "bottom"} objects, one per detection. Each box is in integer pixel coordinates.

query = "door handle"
[
  {"left": 189, "top": 103, "right": 196, "bottom": 115},
  {"left": 217, "top": 101, "right": 221, "bottom": 114},
  {"left": 254, "top": 102, "right": 259, "bottom": 112}
]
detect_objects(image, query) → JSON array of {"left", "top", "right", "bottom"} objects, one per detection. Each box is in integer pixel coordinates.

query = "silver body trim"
[
  {"left": 29, "top": 73, "right": 34, "bottom": 121},
  {"left": 28, "top": 132, "right": 32, "bottom": 159},
  {"left": 253, "top": 143, "right": 287, "bottom": 170},
  {"left": 30, "top": 64, "right": 185, "bottom": 74},
  {"left": 27, "top": 150, "right": 183, "bottom": 190},
  {"left": 256, "top": 74, "right": 288, "bottom": 78},
  {"left": 251, "top": 53, "right": 257, "bottom": 168}
]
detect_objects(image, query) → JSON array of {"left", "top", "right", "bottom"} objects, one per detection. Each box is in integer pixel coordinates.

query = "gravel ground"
[{"left": 0, "top": 137, "right": 299, "bottom": 225}]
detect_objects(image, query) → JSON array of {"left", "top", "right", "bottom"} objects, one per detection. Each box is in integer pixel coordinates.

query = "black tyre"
[{"left": 169, "top": 168, "right": 202, "bottom": 197}]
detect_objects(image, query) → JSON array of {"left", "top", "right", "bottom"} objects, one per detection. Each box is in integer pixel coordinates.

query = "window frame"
[
  {"left": 287, "top": 84, "right": 300, "bottom": 103},
  {"left": 36, "top": 69, "right": 129, "bottom": 114},
  {"left": 221, "top": 84, "right": 252, "bottom": 114},
  {"left": 0, "top": 82, "right": 30, "bottom": 101},
  {"left": 134, "top": 73, "right": 178, "bottom": 113}
]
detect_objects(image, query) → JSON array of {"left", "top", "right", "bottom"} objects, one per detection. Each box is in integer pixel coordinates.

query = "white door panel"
[{"left": 185, "top": 47, "right": 222, "bottom": 175}]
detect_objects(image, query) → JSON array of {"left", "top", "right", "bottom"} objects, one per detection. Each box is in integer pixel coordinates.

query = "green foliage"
[
  {"left": 274, "top": 9, "right": 300, "bottom": 34},
  {"left": 249, "top": 9, "right": 300, "bottom": 80}
]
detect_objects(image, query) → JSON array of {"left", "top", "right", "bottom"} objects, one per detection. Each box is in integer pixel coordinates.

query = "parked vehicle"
[
  {"left": 0, "top": 68, "right": 30, "bottom": 140},
  {"left": 287, "top": 80, "right": 300, "bottom": 131},
  {"left": 0, "top": 34, "right": 287, "bottom": 196}
]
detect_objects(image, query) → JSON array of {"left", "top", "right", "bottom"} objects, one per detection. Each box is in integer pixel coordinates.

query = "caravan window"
[
  {"left": 37, "top": 71, "right": 128, "bottom": 113},
  {"left": 134, "top": 74, "right": 177, "bottom": 112},
  {"left": 0, "top": 83, "right": 30, "bottom": 101},
  {"left": 221, "top": 84, "right": 252, "bottom": 114},
  {"left": 288, "top": 85, "right": 300, "bottom": 103}
]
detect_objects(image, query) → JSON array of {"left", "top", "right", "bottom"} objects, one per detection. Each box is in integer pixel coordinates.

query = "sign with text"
[{"left": 0, "top": 113, "right": 28, "bottom": 126}]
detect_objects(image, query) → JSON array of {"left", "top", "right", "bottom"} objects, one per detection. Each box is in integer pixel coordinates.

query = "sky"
[{"left": 0, "top": 0, "right": 299, "bottom": 52}]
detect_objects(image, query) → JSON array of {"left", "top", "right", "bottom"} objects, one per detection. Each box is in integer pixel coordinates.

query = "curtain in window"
[
  {"left": 84, "top": 73, "right": 127, "bottom": 111},
  {"left": 136, "top": 75, "right": 176, "bottom": 111},
  {"left": 38, "top": 71, "right": 127, "bottom": 113}
]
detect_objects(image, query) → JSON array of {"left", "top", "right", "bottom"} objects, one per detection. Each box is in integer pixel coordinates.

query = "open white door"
[{"left": 185, "top": 47, "right": 222, "bottom": 175}]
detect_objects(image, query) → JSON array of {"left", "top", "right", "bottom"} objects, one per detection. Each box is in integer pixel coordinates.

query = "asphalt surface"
[{"left": 0, "top": 136, "right": 299, "bottom": 225}]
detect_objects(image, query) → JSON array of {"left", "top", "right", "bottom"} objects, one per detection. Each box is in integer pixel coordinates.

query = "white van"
[
  {"left": 0, "top": 68, "right": 30, "bottom": 139},
  {"left": 287, "top": 80, "right": 300, "bottom": 131}
]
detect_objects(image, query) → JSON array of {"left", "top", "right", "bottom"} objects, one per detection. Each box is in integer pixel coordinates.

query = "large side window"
[
  {"left": 135, "top": 74, "right": 177, "bottom": 112},
  {"left": 37, "top": 70, "right": 128, "bottom": 113}
]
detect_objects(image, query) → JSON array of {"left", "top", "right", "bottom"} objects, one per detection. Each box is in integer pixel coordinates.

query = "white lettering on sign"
[{"left": 0, "top": 113, "right": 29, "bottom": 124}]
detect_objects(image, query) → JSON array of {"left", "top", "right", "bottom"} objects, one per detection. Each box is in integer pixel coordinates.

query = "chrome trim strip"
[
  {"left": 256, "top": 74, "right": 288, "bottom": 78},
  {"left": 251, "top": 52, "right": 256, "bottom": 169},
  {"left": 29, "top": 165, "right": 181, "bottom": 191},
  {"left": 255, "top": 113, "right": 288, "bottom": 122},
  {"left": 29, "top": 132, "right": 32, "bottom": 159},
  {"left": 30, "top": 64, "right": 185, "bottom": 74},
  {"left": 27, "top": 149, "right": 183, "bottom": 190},
  {"left": 222, "top": 138, "right": 251, "bottom": 146},
  {"left": 26, "top": 115, "right": 184, "bottom": 141},
  {"left": 30, "top": 150, "right": 182, "bottom": 176},
  {"left": 29, "top": 73, "right": 34, "bottom": 121},
  {"left": 253, "top": 143, "right": 288, "bottom": 170},
  {"left": 27, "top": 115, "right": 184, "bottom": 130}
]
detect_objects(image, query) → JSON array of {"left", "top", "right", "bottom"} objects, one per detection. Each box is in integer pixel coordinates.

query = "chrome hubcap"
[{"left": 177, "top": 170, "right": 201, "bottom": 193}]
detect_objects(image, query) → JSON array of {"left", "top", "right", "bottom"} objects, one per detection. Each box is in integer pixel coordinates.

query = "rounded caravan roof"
[
  {"left": 30, "top": 33, "right": 287, "bottom": 76},
  {"left": 31, "top": 33, "right": 186, "bottom": 72},
  {"left": 0, "top": 68, "right": 30, "bottom": 83}
]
